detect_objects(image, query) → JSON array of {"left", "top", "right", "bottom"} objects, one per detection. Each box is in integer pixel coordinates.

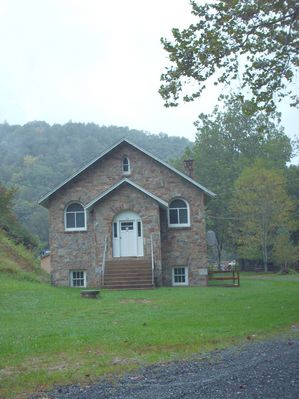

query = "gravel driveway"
[{"left": 33, "top": 337, "right": 299, "bottom": 399}]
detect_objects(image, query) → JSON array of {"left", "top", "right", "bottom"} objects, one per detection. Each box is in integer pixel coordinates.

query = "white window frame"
[
  {"left": 122, "top": 157, "right": 131, "bottom": 175},
  {"left": 172, "top": 267, "right": 189, "bottom": 286},
  {"left": 64, "top": 202, "right": 87, "bottom": 231},
  {"left": 168, "top": 198, "right": 190, "bottom": 228},
  {"left": 70, "top": 270, "right": 86, "bottom": 287}
]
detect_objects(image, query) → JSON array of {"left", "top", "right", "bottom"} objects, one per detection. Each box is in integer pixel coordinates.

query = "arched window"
[
  {"left": 168, "top": 199, "right": 190, "bottom": 227},
  {"left": 122, "top": 157, "right": 130, "bottom": 174},
  {"left": 65, "top": 203, "right": 86, "bottom": 230}
]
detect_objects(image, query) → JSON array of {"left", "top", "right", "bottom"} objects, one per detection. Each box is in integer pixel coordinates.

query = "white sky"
[{"left": 0, "top": 0, "right": 298, "bottom": 148}]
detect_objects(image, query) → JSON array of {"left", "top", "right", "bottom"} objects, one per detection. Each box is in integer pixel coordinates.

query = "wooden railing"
[{"left": 208, "top": 270, "right": 240, "bottom": 287}]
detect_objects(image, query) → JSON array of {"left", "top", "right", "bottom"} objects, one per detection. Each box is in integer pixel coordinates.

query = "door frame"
[{"left": 112, "top": 211, "right": 143, "bottom": 257}]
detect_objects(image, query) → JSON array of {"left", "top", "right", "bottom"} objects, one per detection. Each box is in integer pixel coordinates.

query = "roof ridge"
[{"left": 39, "top": 138, "right": 215, "bottom": 207}]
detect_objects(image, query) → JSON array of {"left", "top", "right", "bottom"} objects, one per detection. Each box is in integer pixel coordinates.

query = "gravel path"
[{"left": 33, "top": 337, "right": 299, "bottom": 399}]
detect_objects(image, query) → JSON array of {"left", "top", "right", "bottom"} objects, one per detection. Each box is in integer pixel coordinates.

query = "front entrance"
[
  {"left": 120, "top": 221, "right": 137, "bottom": 256},
  {"left": 113, "top": 211, "right": 143, "bottom": 257}
]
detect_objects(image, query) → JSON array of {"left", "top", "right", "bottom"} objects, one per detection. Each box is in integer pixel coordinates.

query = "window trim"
[
  {"left": 168, "top": 198, "right": 190, "bottom": 228},
  {"left": 69, "top": 270, "right": 86, "bottom": 287},
  {"left": 172, "top": 266, "right": 189, "bottom": 286},
  {"left": 122, "top": 156, "right": 131, "bottom": 175},
  {"left": 64, "top": 202, "right": 87, "bottom": 231}
]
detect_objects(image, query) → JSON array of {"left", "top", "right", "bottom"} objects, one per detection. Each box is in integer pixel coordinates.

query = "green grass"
[
  {"left": 0, "top": 274, "right": 299, "bottom": 398},
  {"left": 0, "top": 230, "right": 49, "bottom": 283}
]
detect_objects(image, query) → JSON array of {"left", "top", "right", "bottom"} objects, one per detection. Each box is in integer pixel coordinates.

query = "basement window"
[
  {"left": 70, "top": 270, "right": 86, "bottom": 287},
  {"left": 172, "top": 267, "right": 188, "bottom": 286}
]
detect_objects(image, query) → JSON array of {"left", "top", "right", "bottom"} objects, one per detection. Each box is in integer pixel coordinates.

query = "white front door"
[
  {"left": 120, "top": 220, "right": 137, "bottom": 256},
  {"left": 112, "top": 211, "right": 144, "bottom": 257}
]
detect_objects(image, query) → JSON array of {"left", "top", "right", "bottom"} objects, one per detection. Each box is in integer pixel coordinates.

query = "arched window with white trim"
[
  {"left": 168, "top": 198, "right": 190, "bottom": 227},
  {"left": 122, "top": 157, "right": 130, "bottom": 174},
  {"left": 65, "top": 203, "right": 86, "bottom": 231}
]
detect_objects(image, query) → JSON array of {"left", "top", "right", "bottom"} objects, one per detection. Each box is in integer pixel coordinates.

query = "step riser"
[
  {"left": 105, "top": 278, "right": 152, "bottom": 283},
  {"left": 104, "top": 286, "right": 154, "bottom": 290},
  {"left": 105, "top": 263, "right": 152, "bottom": 269},
  {"left": 105, "top": 267, "right": 151, "bottom": 272},
  {"left": 103, "top": 259, "right": 152, "bottom": 289},
  {"left": 103, "top": 281, "right": 152, "bottom": 286},
  {"left": 104, "top": 275, "right": 153, "bottom": 281},
  {"left": 105, "top": 270, "right": 152, "bottom": 275},
  {"left": 103, "top": 281, "right": 153, "bottom": 286},
  {"left": 106, "top": 260, "right": 151, "bottom": 265}
]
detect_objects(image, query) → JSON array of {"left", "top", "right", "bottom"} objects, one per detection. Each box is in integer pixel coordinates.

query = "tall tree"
[
  {"left": 230, "top": 163, "right": 295, "bottom": 271},
  {"left": 160, "top": 0, "right": 299, "bottom": 113},
  {"left": 0, "top": 183, "right": 16, "bottom": 228},
  {"left": 185, "top": 95, "right": 292, "bottom": 267},
  {"left": 272, "top": 229, "right": 299, "bottom": 273},
  {"left": 0, "top": 182, "right": 37, "bottom": 248},
  {"left": 285, "top": 164, "right": 299, "bottom": 243}
]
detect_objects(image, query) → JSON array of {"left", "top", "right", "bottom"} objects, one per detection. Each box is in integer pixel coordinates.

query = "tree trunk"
[
  {"left": 262, "top": 219, "right": 268, "bottom": 273},
  {"left": 216, "top": 231, "right": 224, "bottom": 270}
]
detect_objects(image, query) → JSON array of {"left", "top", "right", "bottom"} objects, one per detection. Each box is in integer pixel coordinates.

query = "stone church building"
[{"left": 39, "top": 139, "right": 215, "bottom": 289}]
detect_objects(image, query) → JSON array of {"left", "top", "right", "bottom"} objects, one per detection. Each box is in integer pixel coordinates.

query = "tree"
[
  {"left": 160, "top": 0, "right": 299, "bottom": 113},
  {"left": 272, "top": 229, "right": 299, "bottom": 273},
  {"left": 0, "top": 183, "right": 16, "bottom": 228},
  {"left": 285, "top": 164, "right": 299, "bottom": 243},
  {"left": 0, "top": 182, "right": 38, "bottom": 248},
  {"left": 181, "top": 95, "right": 292, "bottom": 267},
  {"left": 230, "top": 163, "right": 295, "bottom": 272}
]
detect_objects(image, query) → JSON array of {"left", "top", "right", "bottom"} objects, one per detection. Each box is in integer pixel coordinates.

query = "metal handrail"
[
  {"left": 150, "top": 233, "right": 154, "bottom": 286},
  {"left": 102, "top": 236, "right": 107, "bottom": 286}
]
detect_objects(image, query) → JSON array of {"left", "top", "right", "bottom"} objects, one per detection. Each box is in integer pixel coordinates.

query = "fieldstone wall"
[
  {"left": 91, "top": 184, "right": 162, "bottom": 285},
  {"left": 47, "top": 142, "right": 208, "bottom": 287}
]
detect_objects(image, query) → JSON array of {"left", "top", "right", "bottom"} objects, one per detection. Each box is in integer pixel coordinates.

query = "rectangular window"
[
  {"left": 169, "top": 209, "right": 178, "bottom": 224},
  {"left": 172, "top": 267, "right": 188, "bottom": 286},
  {"left": 121, "top": 222, "right": 134, "bottom": 230},
  {"left": 66, "top": 213, "right": 76, "bottom": 228},
  {"left": 137, "top": 221, "right": 142, "bottom": 237},
  {"left": 113, "top": 222, "right": 118, "bottom": 238},
  {"left": 70, "top": 270, "right": 86, "bottom": 287},
  {"left": 179, "top": 208, "right": 188, "bottom": 224},
  {"left": 76, "top": 212, "right": 85, "bottom": 228}
]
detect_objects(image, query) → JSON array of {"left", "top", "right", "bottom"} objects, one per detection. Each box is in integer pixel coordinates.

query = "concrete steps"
[{"left": 103, "top": 258, "right": 153, "bottom": 289}]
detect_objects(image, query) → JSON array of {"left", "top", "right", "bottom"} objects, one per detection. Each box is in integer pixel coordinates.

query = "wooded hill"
[{"left": 0, "top": 122, "right": 191, "bottom": 244}]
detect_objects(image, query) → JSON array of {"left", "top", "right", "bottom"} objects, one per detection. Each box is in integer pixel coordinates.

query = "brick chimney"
[{"left": 183, "top": 159, "right": 194, "bottom": 178}]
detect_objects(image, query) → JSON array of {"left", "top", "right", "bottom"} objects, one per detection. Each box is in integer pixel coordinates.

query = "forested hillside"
[{"left": 0, "top": 122, "right": 191, "bottom": 243}]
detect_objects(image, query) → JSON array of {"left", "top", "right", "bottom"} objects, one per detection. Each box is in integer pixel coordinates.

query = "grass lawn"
[{"left": 1, "top": 273, "right": 299, "bottom": 398}]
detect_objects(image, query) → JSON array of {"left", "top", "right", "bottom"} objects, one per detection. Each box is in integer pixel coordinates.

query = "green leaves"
[
  {"left": 160, "top": 0, "right": 299, "bottom": 112},
  {"left": 231, "top": 163, "right": 296, "bottom": 271},
  {"left": 182, "top": 95, "right": 294, "bottom": 266}
]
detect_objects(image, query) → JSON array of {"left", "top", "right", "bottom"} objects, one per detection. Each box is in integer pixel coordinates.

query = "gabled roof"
[
  {"left": 38, "top": 138, "right": 215, "bottom": 206},
  {"left": 85, "top": 178, "right": 168, "bottom": 210}
]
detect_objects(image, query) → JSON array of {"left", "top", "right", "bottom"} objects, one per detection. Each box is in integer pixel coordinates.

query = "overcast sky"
[{"left": 0, "top": 0, "right": 298, "bottom": 146}]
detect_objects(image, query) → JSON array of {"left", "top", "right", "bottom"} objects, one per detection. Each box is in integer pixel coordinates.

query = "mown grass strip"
[{"left": 0, "top": 274, "right": 299, "bottom": 398}]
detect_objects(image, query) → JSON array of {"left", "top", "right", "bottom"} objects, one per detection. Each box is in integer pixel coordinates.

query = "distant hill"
[{"left": 0, "top": 122, "right": 192, "bottom": 243}]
